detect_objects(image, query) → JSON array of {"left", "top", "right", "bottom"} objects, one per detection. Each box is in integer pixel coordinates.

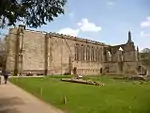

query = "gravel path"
[{"left": 0, "top": 79, "right": 65, "bottom": 113}]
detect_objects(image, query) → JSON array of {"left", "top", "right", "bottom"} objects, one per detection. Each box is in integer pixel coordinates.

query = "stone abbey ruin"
[{"left": 4, "top": 25, "right": 147, "bottom": 76}]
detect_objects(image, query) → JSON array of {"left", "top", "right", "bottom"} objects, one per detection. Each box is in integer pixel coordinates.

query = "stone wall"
[
  {"left": 46, "top": 33, "right": 105, "bottom": 75},
  {"left": 123, "top": 61, "right": 139, "bottom": 75},
  {"left": 5, "top": 27, "right": 106, "bottom": 75},
  {"left": 46, "top": 34, "right": 74, "bottom": 75},
  {"left": 21, "top": 30, "right": 45, "bottom": 73},
  {"left": 5, "top": 26, "right": 141, "bottom": 76},
  {"left": 5, "top": 28, "right": 18, "bottom": 72}
]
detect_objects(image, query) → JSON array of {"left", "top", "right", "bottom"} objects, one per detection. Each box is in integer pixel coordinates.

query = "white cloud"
[
  {"left": 147, "top": 17, "right": 150, "bottom": 20},
  {"left": 106, "top": 1, "right": 115, "bottom": 8},
  {"left": 141, "top": 22, "right": 150, "bottom": 27},
  {"left": 143, "top": 33, "right": 150, "bottom": 37},
  {"left": 140, "top": 31, "right": 150, "bottom": 37},
  {"left": 140, "top": 17, "right": 150, "bottom": 27},
  {"left": 58, "top": 28, "right": 80, "bottom": 36},
  {"left": 77, "top": 18, "right": 102, "bottom": 32},
  {"left": 107, "top": 1, "right": 115, "bottom": 6},
  {"left": 57, "top": 18, "right": 102, "bottom": 37}
]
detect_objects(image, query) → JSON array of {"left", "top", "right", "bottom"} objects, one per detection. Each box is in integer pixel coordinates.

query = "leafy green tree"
[
  {"left": 0, "top": 38, "right": 6, "bottom": 68},
  {"left": 140, "top": 49, "right": 150, "bottom": 69},
  {"left": 0, "top": 0, "right": 66, "bottom": 28}
]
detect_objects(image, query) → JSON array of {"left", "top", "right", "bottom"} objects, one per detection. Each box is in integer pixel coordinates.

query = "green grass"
[{"left": 10, "top": 76, "right": 150, "bottom": 113}]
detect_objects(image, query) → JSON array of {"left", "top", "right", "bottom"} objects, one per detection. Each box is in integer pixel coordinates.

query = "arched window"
[
  {"left": 81, "top": 45, "right": 85, "bottom": 61},
  {"left": 98, "top": 47, "right": 101, "bottom": 62},
  {"left": 86, "top": 46, "right": 88, "bottom": 62},
  {"left": 78, "top": 45, "right": 82, "bottom": 61},
  {"left": 91, "top": 46, "right": 94, "bottom": 62},
  {"left": 76, "top": 44, "right": 80, "bottom": 61},
  {"left": 86, "top": 45, "right": 90, "bottom": 62},
  {"left": 82, "top": 45, "right": 85, "bottom": 61},
  {"left": 108, "top": 51, "right": 112, "bottom": 62},
  {"left": 119, "top": 47, "right": 123, "bottom": 52},
  {"left": 75, "top": 44, "right": 78, "bottom": 61},
  {"left": 94, "top": 47, "right": 96, "bottom": 62},
  {"left": 104, "top": 50, "right": 107, "bottom": 62},
  {"left": 96, "top": 47, "right": 98, "bottom": 62},
  {"left": 118, "top": 47, "right": 124, "bottom": 62}
]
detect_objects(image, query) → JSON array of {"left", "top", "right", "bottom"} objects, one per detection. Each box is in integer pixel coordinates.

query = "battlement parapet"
[
  {"left": 48, "top": 32, "right": 107, "bottom": 46},
  {"left": 16, "top": 27, "right": 107, "bottom": 46},
  {"left": 26, "top": 29, "right": 47, "bottom": 35}
]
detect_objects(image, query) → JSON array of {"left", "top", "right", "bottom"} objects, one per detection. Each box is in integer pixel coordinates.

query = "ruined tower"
[{"left": 127, "top": 31, "right": 132, "bottom": 43}]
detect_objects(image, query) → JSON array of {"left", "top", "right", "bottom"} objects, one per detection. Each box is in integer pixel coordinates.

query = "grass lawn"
[{"left": 10, "top": 75, "right": 150, "bottom": 113}]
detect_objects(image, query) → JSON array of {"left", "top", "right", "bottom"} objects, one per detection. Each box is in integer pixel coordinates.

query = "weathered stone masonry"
[{"left": 5, "top": 25, "right": 142, "bottom": 76}]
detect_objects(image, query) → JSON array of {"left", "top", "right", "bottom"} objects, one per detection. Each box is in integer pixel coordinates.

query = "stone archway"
[
  {"left": 100, "top": 68, "right": 103, "bottom": 74},
  {"left": 73, "top": 67, "right": 77, "bottom": 75},
  {"left": 104, "top": 67, "right": 109, "bottom": 73},
  {"left": 137, "top": 65, "right": 147, "bottom": 76}
]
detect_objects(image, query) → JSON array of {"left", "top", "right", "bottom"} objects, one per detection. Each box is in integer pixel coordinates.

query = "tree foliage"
[
  {"left": 0, "top": 38, "right": 6, "bottom": 67},
  {"left": 0, "top": 0, "right": 66, "bottom": 28},
  {"left": 140, "top": 48, "right": 150, "bottom": 69}
]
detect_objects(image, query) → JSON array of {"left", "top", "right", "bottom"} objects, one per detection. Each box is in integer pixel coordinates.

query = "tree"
[
  {"left": 0, "top": 0, "right": 66, "bottom": 28},
  {"left": 140, "top": 48, "right": 150, "bottom": 69},
  {"left": 141, "top": 48, "right": 150, "bottom": 53},
  {"left": 0, "top": 38, "right": 6, "bottom": 68}
]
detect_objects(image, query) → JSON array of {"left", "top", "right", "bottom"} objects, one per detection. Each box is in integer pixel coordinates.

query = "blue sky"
[{"left": 1, "top": 0, "right": 150, "bottom": 50}]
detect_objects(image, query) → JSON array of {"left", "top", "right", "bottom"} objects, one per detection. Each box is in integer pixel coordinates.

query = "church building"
[{"left": 4, "top": 25, "right": 141, "bottom": 76}]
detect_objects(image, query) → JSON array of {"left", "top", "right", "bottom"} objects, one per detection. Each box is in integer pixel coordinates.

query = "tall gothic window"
[
  {"left": 76, "top": 44, "right": 80, "bottom": 61},
  {"left": 97, "top": 47, "right": 102, "bottom": 63},
  {"left": 82, "top": 45, "right": 85, "bottom": 61},
  {"left": 81, "top": 45, "right": 83, "bottom": 61},
  {"left": 96, "top": 48, "right": 99, "bottom": 62},
  {"left": 78, "top": 45, "right": 81, "bottom": 61},
  {"left": 89, "top": 46, "right": 91, "bottom": 61},
  {"left": 93, "top": 47, "right": 95, "bottom": 62},
  {"left": 97, "top": 48, "right": 99, "bottom": 62},
  {"left": 101, "top": 47, "right": 104, "bottom": 62},
  {"left": 81, "top": 45, "right": 85, "bottom": 61},
  {"left": 86, "top": 45, "right": 90, "bottom": 62},
  {"left": 91, "top": 47, "right": 94, "bottom": 62},
  {"left": 104, "top": 50, "right": 107, "bottom": 62},
  {"left": 91, "top": 47, "right": 92, "bottom": 62},
  {"left": 93, "top": 47, "right": 96, "bottom": 62},
  {"left": 86, "top": 46, "right": 88, "bottom": 62},
  {"left": 75, "top": 44, "right": 77, "bottom": 61},
  {"left": 108, "top": 51, "right": 112, "bottom": 62}
]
